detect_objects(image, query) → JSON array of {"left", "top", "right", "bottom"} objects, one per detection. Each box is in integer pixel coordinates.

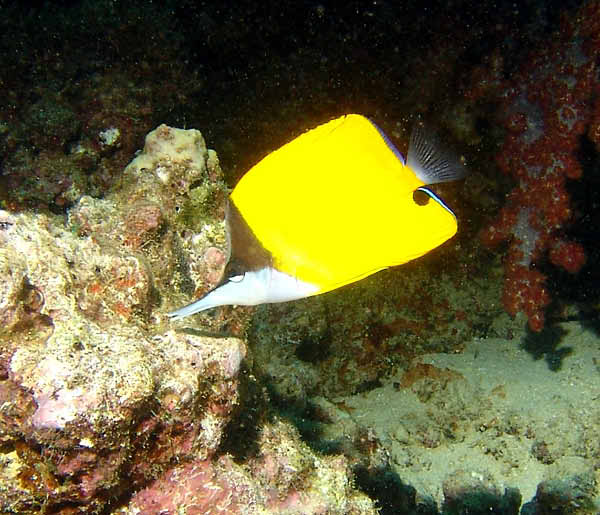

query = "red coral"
[
  {"left": 480, "top": 2, "right": 600, "bottom": 330},
  {"left": 588, "top": 106, "right": 600, "bottom": 147},
  {"left": 502, "top": 264, "right": 550, "bottom": 332},
  {"left": 549, "top": 240, "right": 586, "bottom": 274}
]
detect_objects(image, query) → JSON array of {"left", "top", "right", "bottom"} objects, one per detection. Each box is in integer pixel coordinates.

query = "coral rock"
[
  {"left": 0, "top": 125, "right": 241, "bottom": 512},
  {"left": 0, "top": 124, "right": 376, "bottom": 513},
  {"left": 128, "top": 419, "right": 377, "bottom": 515}
]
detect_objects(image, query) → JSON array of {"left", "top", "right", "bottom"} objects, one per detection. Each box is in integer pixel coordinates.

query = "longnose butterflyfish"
[{"left": 168, "top": 113, "right": 466, "bottom": 320}]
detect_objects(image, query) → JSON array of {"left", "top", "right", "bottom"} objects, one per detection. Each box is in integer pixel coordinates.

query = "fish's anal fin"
[
  {"left": 415, "top": 186, "right": 456, "bottom": 218},
  {"left": 406, "top": 123, "right": 467, "bottom": 184}
]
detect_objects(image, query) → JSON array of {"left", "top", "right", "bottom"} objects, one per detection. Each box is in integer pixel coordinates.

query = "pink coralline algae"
[
  {"left": 479, "top": 5, "right": 599, "bottom": 331},
  {"left": 130, "top": 420, "right": 375, "bottom": 514}
]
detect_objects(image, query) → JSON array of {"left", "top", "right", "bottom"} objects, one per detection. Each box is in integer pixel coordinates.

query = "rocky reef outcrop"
[{"left": 0, "top": 124, "right": 376, "bottom": 514}]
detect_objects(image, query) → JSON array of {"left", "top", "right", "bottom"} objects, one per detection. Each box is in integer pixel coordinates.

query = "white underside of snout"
[{"left": 167, "top": 267, "right": 319, "bottom": 320}]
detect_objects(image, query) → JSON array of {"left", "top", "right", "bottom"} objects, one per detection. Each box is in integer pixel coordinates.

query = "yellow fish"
[{"left": 168, "top": 114, "right": 466, "bottom": 320}]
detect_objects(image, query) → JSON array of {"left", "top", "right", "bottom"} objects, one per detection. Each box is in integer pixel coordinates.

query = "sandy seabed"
[{"left": 313, "top": 320, "right": 600, "bottom": 509}]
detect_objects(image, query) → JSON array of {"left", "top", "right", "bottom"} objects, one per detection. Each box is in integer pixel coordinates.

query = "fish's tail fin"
[{"left": 407, "top": 123, "right": 467, "bottom": 185}]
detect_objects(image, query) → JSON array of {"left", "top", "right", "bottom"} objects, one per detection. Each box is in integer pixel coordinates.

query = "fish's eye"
[{"left": 413, "top": 189, "right": 430, "bottom": 206}]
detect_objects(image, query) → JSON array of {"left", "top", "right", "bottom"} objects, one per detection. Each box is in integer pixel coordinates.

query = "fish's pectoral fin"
[{"left": 407, "top": 123, "right": 467, "bottom": 184}]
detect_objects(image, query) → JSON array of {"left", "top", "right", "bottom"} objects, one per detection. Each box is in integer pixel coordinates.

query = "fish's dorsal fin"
[
  {"left": 407, "top": 123, "right": 467, "bottom": 184},
  {"left": 367, "top": 118, "right": 406, "bottom": 165}
]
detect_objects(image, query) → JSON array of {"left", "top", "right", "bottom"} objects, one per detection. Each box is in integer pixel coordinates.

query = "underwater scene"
[{"left": 0, "top": 0, "right": 599, "bottom": 513}]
